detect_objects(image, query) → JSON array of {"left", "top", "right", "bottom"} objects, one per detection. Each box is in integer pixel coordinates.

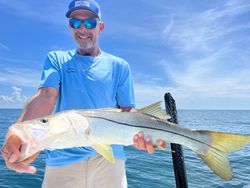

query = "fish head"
[
  {"left": 8, "top": 111, "right": 91, "bottom": 161},
  {"left": 8, "top": 115, "right": 60, "bottom": 161},
  {"left": 9, "top": 114, "right": 68, "bottom": 145},
  {"left": 49, "top": 111, "right": 91, "bottom": 138},
  {"left": 10, "top": 111, "right": 91, "bottom": 144}
]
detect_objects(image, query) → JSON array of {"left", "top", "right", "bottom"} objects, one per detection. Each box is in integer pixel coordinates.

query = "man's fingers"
[
  {"left": 156, "top": 139, "right": 167, "bottom": 150},
  {"left": 137, "top": 132, "right": 146, "bottom": 150},
  {"left": 133, "top": 132, "right": 146, "bottom": 150},
  {"left": 21, "top": 152, "right": 39, "bottom": 165},
  {"left": 4, "top": 158, "right": 36, "bottom": 174},
  {"left": 1, "top": 134, "right": 22, "bottom": 163},
  {"left": 1, "top": 149, "right": 9, "bottom": 159},
  {"left": 3, "top": 153, "right": 38, "bottom": 174},
  {"left": 1, "top": 146, "right": 20, "bottom": 163},
  {"left": 145, "top": 136, "right": 155, "bottom": 154},
  {"left": 1, "top": 132, "right": 37, "bottom": 174},
  {"left": 14, "top": 163, "right": 37, "bottom": 174},
  {"left": 133, "top": 135, "right": 139, "bottom": 149},
  {"left": 133, "top": 132, "right": 167, "bottom": 153},
  {"left": 5, "top": 145, "right": 21, "bottom": 163}
]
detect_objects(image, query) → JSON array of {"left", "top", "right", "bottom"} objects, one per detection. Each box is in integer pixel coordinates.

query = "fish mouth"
[
  {"left": 10, "top": 123, "right": 51, "bottom": 144},
  {"left": 10, "top": 125, "right": 53, "bottom": 162},
  {"left": 9, "top": 126, "right": 31, "bottom": 143}
]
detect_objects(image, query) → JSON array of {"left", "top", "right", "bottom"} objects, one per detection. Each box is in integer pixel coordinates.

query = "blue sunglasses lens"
[
  {"left": 69, "top": 19, "right": 81, "bottom": 29},
  {"left": 84, "top": 19, "right": 97, "bottom": 29},
  {"left": 69, "top": 19, "right": 97, "bottom": 29}
]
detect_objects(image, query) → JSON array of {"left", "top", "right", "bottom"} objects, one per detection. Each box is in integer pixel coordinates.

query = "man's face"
[{"left": 69, "top": 10, "right": 104, "bottom": 53}]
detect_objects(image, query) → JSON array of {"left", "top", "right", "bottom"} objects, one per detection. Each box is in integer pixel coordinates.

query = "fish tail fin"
[{"left": 197, "top": 131, "right": 250, "bottom": 180}]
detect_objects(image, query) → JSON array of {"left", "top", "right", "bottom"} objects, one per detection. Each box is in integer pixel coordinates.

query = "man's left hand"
[{"left": 133, "top": 131, "right": 166, "bottom": 154}]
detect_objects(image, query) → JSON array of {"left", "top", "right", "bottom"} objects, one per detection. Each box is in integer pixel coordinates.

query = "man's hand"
[
  {"left": 119, "top": 107, "right": 166, "bottom": 153},
  {"left": 133, "top": 131, "right": 166, "bottom": 154},
  {"left": 1, "top": 87, "right": 58, "bottom": 173},
  {"left": 1, "top": 131, "right": 38, "bottom": 174}
]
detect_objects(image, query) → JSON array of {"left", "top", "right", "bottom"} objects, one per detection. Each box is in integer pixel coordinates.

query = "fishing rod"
[{"left": 164, "top": 93, "right": 188, "bottom": 188}]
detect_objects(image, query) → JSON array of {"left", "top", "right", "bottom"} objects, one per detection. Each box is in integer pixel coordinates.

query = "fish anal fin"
[
  {"left": 199, "top": 149, "right": 232, "bottom": 180},
  {"left": 87, "top": 135, "right": 115, "bottom": 163}
]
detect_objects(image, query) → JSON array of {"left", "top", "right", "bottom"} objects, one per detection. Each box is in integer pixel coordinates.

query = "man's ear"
[{"left": 100, "top": 22, "right": 105, "bottom": 31}]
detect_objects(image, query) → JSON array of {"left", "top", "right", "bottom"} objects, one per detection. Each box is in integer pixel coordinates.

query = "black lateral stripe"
[
  {"left": 90, "top": 116, "right": 173, "bottom": 132},
  {"left": 86, "top": 115, "right": 218, "bottom": 151}
]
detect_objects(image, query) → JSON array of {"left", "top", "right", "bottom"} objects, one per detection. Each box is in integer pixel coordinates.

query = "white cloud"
[
  {"left": 133, "top": 73, "right": 165, "bottom": 86},
  {"left": 162, "top": 1, "right": 250, "bottom": 52},
  {"left": 0, "top": 42, "right": 9, "bottom": 50},
  {"left": 0, "top": 0, "right": 67, "bottom": 25},
  {"left": 152, "top": 0, "right": 250, "bottom": 109},
  {"left": 105, "top": 22, "right": 159, "bottom": 42},
  {"left": 0, "top": 67, "right": 41, "bottom": 87},
  {"left": 12, "top": 86, "right": 27, "bottom": 102},
  {"left": 0, "top": 95, "right": 14, "bottom": 103},
  {"left": 0, "top": 56, "right": 41, "bottom": 67},
  {"left": 134, "top": 83, "right": 174, "bottom": 108},
  {"left": 134, "top": 80, "right": 250, "bottom": 110},
  {"left": 159, "top": 53, "right": 250, "bottom": 109},
  {"left": 0, "top": 55, "right": 42, "bottom": 88},
  {"left": 0, "top": 86, "right": 27, "bottom": 105}
]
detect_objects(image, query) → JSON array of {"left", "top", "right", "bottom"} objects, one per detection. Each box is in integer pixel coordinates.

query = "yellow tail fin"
[{"left": 198, "top": 131, "right": 250, "bottom": 180}]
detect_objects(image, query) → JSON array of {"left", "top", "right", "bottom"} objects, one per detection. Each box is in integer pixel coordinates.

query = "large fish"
[{"left": 9, "top": 102, "right": 249, "bottom": 180}]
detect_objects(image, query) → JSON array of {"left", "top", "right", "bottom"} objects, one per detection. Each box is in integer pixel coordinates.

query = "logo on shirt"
[
  {"left": 75, "top": 1, "right": 90, "bottom": 8},
  {"left": 66, "top": 68, "right": 76, "bottom": 73}
]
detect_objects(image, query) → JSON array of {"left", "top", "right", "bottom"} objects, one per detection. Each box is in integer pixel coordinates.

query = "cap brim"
[{"left": 66, "top": 7, "right": 99, "bottom": 19}]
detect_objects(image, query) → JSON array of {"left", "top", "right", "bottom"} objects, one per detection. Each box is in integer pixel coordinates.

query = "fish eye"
[{"left": 40, "top": 118, "right": 48, "bottom": 124}]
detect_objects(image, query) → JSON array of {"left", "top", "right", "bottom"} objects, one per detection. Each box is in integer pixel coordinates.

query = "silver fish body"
[
  {"left": 81, "top": 110, "right": 211, "bottom": 154},
  {"left": 9, "top": 103, "right": 250, "bottom": 181}
]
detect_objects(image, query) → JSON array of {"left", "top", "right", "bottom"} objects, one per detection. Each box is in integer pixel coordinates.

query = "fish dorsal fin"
[
  {"left": 87, "top": 135, "right": 115, "bottom": 163},
  {"left": 139, "top": 101, "right": 171, "bottom": 121},
  {"left": 97, "top": 108, "right": 122, "bottom": 113}
]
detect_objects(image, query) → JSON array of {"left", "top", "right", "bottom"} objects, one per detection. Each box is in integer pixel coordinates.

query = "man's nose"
[{"left": 79, "top": 23, "right": 88, "bottom": 30}]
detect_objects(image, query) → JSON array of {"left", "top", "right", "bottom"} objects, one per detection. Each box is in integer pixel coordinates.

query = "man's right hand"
[
  {"left": 1, "top": 87, "right": 58, "bottom": 174},
  {"left": 1, "top": 131, "right": 38, "bottom": 174}
]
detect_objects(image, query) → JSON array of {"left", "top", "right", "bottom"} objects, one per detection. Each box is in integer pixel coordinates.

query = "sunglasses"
[{"left": 69, "top": 18, "right": 99, "bottom": 29}]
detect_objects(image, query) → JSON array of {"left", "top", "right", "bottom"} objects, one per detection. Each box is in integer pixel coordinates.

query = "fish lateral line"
[{"left": 82, "top": 114, "right": 222, "bottom": 152}]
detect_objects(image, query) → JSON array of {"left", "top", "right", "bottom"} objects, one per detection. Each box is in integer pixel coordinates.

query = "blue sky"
[{"left": 0, "top": 0, "right": 250, "bottom": 109}]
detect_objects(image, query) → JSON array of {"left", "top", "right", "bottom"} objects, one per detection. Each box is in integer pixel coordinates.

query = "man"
[{"left": 1, "top": 0, "right": 166, "bottom": 187}]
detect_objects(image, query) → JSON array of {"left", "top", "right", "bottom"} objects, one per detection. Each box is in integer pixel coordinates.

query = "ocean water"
[{"left": 0, "top": 109, "right": 250, "bottom": 188}]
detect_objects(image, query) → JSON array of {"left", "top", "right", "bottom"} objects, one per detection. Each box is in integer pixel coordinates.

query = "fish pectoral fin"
[
  {"left": 139, "top": 101, "right": 171, "bottom": 121},
  {"left": 87, "top": 135, "right": 115, "bottom": 164}
]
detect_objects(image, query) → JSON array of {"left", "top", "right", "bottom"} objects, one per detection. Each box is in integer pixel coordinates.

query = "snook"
[{"left": 9, "top": 102, "right": 250, "bottom": 180}]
